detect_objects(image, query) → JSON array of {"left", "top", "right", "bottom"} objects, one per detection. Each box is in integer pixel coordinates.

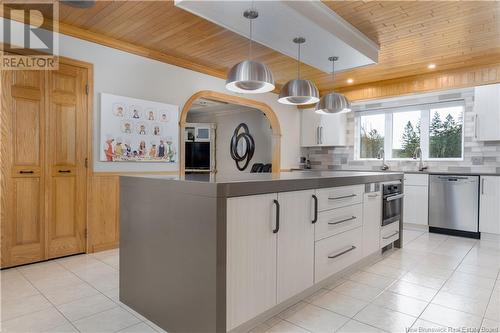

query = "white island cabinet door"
[
  {"left": 474, "top": 84, "right": 500, "bottom": 141},
  {"left": 362, "top": 191, "right": 381, "bottom": 256},
  {"left": 403, "top": 186, "right": 429, "bottom": 226},
  {"left": 480, "top": 176, "right": 500, "bottom": 234},
  {"left": 226, "top": 193, "right": 278, "bottom": 330},
  {"left": 277, "top": 190, "right": 315, "bottom": 303}
]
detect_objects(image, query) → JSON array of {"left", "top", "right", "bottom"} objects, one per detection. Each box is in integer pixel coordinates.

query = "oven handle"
[{"left": 385, "top": 193, "right": 404, "bottom": 201}]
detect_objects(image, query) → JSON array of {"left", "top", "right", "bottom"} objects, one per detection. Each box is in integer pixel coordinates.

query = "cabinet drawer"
[
  {"left": 316, "top": 185, "right": 363, "bottom": 211},
  {"left": 380, "top": 222, "right": 400, "bottom": 248},
  {"left": 315, "top": 204, "right": 363, "bottom": 241},
  {"left": 315, "top": 227, "right": 363, "bottom": 283},
  {"left": 404, "top": 173, "right": 429, "bottom": 186}
]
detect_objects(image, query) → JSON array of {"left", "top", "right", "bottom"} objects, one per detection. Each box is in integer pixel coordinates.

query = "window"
[
  {"left": 356, "top": 101, "right": 464, "bottom": 160},
  {"left": 392, "top": 111, "right": 421, "bottom": 158},
  {"left": 429, "top": 106, "right": 463, "bottom": 159},
  {"left": 359, "top": 113, "right": 385, "bottom": 159}
]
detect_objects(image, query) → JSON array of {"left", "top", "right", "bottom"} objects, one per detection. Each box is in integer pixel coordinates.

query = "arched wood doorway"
[{"left": 179, "top": 90, "right": 282, "bottom": 175}]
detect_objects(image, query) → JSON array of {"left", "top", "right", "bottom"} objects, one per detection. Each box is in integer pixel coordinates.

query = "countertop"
[
  {"left": 292, "top": 169, "right": 500, "bottom": 177},
  {"left": 121, "top": 171, "right": 404, "bottom": 197}
]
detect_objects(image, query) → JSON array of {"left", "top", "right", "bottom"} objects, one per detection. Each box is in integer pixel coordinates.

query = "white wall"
[
  {"left": 187, "top": 109, "right": 273, "bottom": 174},
  {"left": 1, "top": 18, "right": 301, "bottom": 172}
]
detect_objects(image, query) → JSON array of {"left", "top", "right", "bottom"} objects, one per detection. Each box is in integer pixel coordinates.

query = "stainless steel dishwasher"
[{"left": 429, "top": 175, "right": 480, "bottom": 239}]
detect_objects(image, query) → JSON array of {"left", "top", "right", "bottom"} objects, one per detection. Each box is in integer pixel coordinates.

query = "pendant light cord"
[
  {"left": 331, "top": 59, "right": 335, "bottom": 91},
  {"left": 297, "top": 42, "right": 301, "bottom": 80},
  {"left": 249, "top": 16, "right": 253, "bottom": 60}
]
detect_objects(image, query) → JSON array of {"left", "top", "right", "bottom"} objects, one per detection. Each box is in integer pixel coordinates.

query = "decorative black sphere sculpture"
[{"left": 230, "top": 123, "right": 255, "bottom": 171}]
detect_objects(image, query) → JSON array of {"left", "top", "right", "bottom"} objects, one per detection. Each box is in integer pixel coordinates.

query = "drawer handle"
[
  {"left": 58, "top": 170, "right": 71, "bottom": 173},
  {"left": 328, "top": 194, "right": 356, "bottom": 201},
  {"left": 328, "top": 216, "right": 357, "bottom": 225},
  {"left": 273, "top": 199, "right": 280, "bottom": 234},
  {"left": 19, "top": 170, "right": 34, "bottom": 174},
  {"left": 328, "top": 245, "right": 357, "bottom": 259},
  {"left": 382, "top": 231, "right": 399, "bottom": 240}
]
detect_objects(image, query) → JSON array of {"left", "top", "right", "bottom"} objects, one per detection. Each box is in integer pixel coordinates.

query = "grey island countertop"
[{"left": 121, "top": 171, "right": 404, "bottom": 197}]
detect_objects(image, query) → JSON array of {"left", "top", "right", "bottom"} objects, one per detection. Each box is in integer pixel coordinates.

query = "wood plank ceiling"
[{"left": 6, "top": 1, "right": 500, "bottom": 93}]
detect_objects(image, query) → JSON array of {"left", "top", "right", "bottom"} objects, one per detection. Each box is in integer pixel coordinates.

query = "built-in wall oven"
[{"left": 382, "top": 182, "right": 404, "bottom": 226}]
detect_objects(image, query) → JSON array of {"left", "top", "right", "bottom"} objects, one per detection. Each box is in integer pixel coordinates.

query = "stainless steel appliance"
[
  {"left": 382, "top": 182, "right": 404, "bottom": 226},
  {"left": 429, "top": 175, "right": 480, "bottom": 239}
]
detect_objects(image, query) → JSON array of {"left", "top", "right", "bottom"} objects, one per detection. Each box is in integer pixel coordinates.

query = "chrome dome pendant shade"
[
  {"left": 225, "top": 9, "right": 275, "bottom": 94},
  {"left": 315, "top": 57, "right": 351, "bottom": 114},
  {"left": 278, "top": 37, "right": 319, "bottom": 105}
]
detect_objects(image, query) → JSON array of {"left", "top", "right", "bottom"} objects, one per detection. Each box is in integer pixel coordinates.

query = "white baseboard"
[{"left": 403, "top": 223, "right": 429, "bottom": 231}]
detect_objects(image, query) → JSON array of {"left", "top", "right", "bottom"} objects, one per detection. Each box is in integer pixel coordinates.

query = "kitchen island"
[{"left": 119, "top": 171, "right": 404, "bottom": 333}]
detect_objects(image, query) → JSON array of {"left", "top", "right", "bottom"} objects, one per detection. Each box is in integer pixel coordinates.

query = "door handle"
[
  {"left": 320, "top": 126, "right": 323, "bottom": 144},
  {"left": 482, "top": 178, "right": 485, "bottom": 195},
  {"left": 316, "top": 126, "right": 319, "bottom": 145},
  {"left": 328, "top": 216, "right": 357, "bottom": 225},
  {"left": 312, "top": 194, "right": 318, "bottom": 224},
  {"left": 58, "top": 170, "right": 71, "bottom": 173},
  {"left": 474, "top": 114, "right": 478, "bottom": 139},
  {"left": 273, "top": 199, "right": 280, "bottom": 233},
  {"left": 328, "top": 245, "right": 356, "bottom": 259},
  {"left": 19, "top": 170, "right": 34, "bottom": 174},
  {"left": 383, "top": 231, "right": 399, "bottom": 239}
]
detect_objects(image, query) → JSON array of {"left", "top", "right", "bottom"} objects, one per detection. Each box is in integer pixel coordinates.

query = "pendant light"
[
  {"left": 315, "top": 56, "right": 351, "bottom": 114},
  {"left": 278, "top": 37, "right": 319, "bottom": 105},
  {"left": 226, "top": 9, "right": 275, "bottom": 94}
]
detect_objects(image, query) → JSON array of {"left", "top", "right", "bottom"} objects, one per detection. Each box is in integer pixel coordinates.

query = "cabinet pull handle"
[
  {"left": 474, "top": 114, "right": 478, "bottom": 139},
  {"left": 367, "top": 193, "right": 379, "bottom": 198},
  {"left": 328, "top": 245, "right": 356, "bottom": 259},
  {"left": 328, "top": 216, "right": 356, "bottom": 225},
  {"left": 382, "top": 231, "right": 399, "bottom": 240},
  {"left": 19, "top": 170, "right": 34, "bottom": 174},
  {"left": 328, "top": 194, "right": 356, "bottom": 201},
  {"left": 316, "top": 126, "right": 319, "bottom": 145},
  {"left": 481, "top": 178, "right": 485, "bottom": 195},
  {"left": 58, "top": 170, "right": 71, "bottom": 173},
  {"left": 312, "top": 195, "right": 318, "bottom": 223},
  {"left": 273, "top": 199, "right": 280, "bottom": 233}
]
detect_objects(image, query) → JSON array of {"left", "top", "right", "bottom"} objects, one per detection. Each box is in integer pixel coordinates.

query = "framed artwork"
[{"left": 100, "top": 93, "right": 179, "bottom": 162}]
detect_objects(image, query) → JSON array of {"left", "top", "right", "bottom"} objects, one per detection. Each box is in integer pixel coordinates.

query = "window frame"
[{"left": 355, "top": 100, "right": 465, "bottom": 161}]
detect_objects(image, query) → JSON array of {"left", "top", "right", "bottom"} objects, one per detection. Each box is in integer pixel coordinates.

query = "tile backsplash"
[{"left": 304, "top": 90, "right": 500, "bottom": 174}]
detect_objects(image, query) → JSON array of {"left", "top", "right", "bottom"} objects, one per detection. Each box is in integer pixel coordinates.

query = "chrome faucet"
[
  {"left": 377, "top": 148, "right": 389, "bottom": 170},
  {"left": 413, "top": 147, "right": 428, "bottom": 171}
]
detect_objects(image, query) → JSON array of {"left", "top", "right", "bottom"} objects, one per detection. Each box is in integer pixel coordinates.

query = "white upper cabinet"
[
  {"left": 479, "top": 176, "right": 500, "bottom": 235},
  {"left": 301, "top": 109, "right": 347, "bottom": 147},
  {"left": 474, "top": 84, "right": 500, "bottom": 141}
]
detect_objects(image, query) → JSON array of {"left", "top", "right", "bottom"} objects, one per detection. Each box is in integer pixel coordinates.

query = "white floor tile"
[
  {"left": 448, "top": 271, "right": 497, "bottom": 290},
  {"left": 432, "top": 291, "right": 489, "bottom": 316},
  {"left": 1, "top": 294, "right": 52, "bottom": 321},
  {"left": 372, "top": 291, "right": 428, "bottom": 317},
  {"left": 117, "top": 322, "right": 158, "bottom": 333},
  {"left": 420, "top": 304, "right": 483, "bottom": 329},
  {"left": 411, "top": 319, "right": 446, "bottom": 330},
  {"left": 1, "top": 275, "right": 40, "bottom": 301},
  {"left": 399, "top": 271, "right": 446, "bottom": 289},
  {"left": 363, "top": 262, "right": 407, "bottom": 279},
  {"left": 43, "top": 282, "right": 100, "bottom": 305},
  {"left": 332, "top": 281, "right": 384, "bottom": 302},
  {"left": 389, "top": 281, "right": 438, "bottom": 302},
  {"left": 482, "top": 318, "right": 500, "bottom": 331},
  {"left": 441, "top": 279, "right": 493, "bottom": 301},
  {"left": 354, "top": 304, "right": 416, "bottom": 333},
  {"left": 347, "top": 271, "right": 396, "bottom": 289},
  {"left": 309, "top": 289, "right": 369, "bottom": 318},
  {"left": 262, "top": 319, "right": 309, "bottom": 333},
  {"left": 1, "top": 308, "right": 70, "bottom": 333},
  {"left": 337, "top": 319, "right": 386, "bottom": 333},
  {"left": 279, "top": 302, "right": 349, "bottom": 333},
  {"left": 56, "top": 293, "right": 117, "bottom": 322},
  {"left": 485, "top": 298, "right": 500, "bottom": 322},
  {"left": 72, "top": 306, "right": 141, "bottom": 333},
  {"left": 456, "top": 263, "right": 499, "bottom": 279}
]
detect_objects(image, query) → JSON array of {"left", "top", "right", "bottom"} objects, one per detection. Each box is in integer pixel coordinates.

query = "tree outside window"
[
  {"left": 360, "top": 114, "right": 384, "bottom": 158},
  {"left": 429, "top": 106, "right": 463, "bottom": 158}
]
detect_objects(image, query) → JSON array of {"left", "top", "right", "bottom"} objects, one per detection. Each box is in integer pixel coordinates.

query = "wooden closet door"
[
  {"left": 46, "top": 63, "right": 88, "bottom": 258},
  {"left": 1, "top": 70, "right": 46, "bottom": 267}
]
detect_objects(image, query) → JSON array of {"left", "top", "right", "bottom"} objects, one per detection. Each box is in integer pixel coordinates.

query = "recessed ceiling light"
[
  {"left": 428, "top": 64, "right": 436, "bottom": 69},
  {"left": 347, "top": 78, "right": 354, "bottom": 84}
]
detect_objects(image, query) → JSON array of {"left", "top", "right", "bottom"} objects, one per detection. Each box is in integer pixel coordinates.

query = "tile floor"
[{"left": 1, "top": 228, "right": 499, "bottom": 333}]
